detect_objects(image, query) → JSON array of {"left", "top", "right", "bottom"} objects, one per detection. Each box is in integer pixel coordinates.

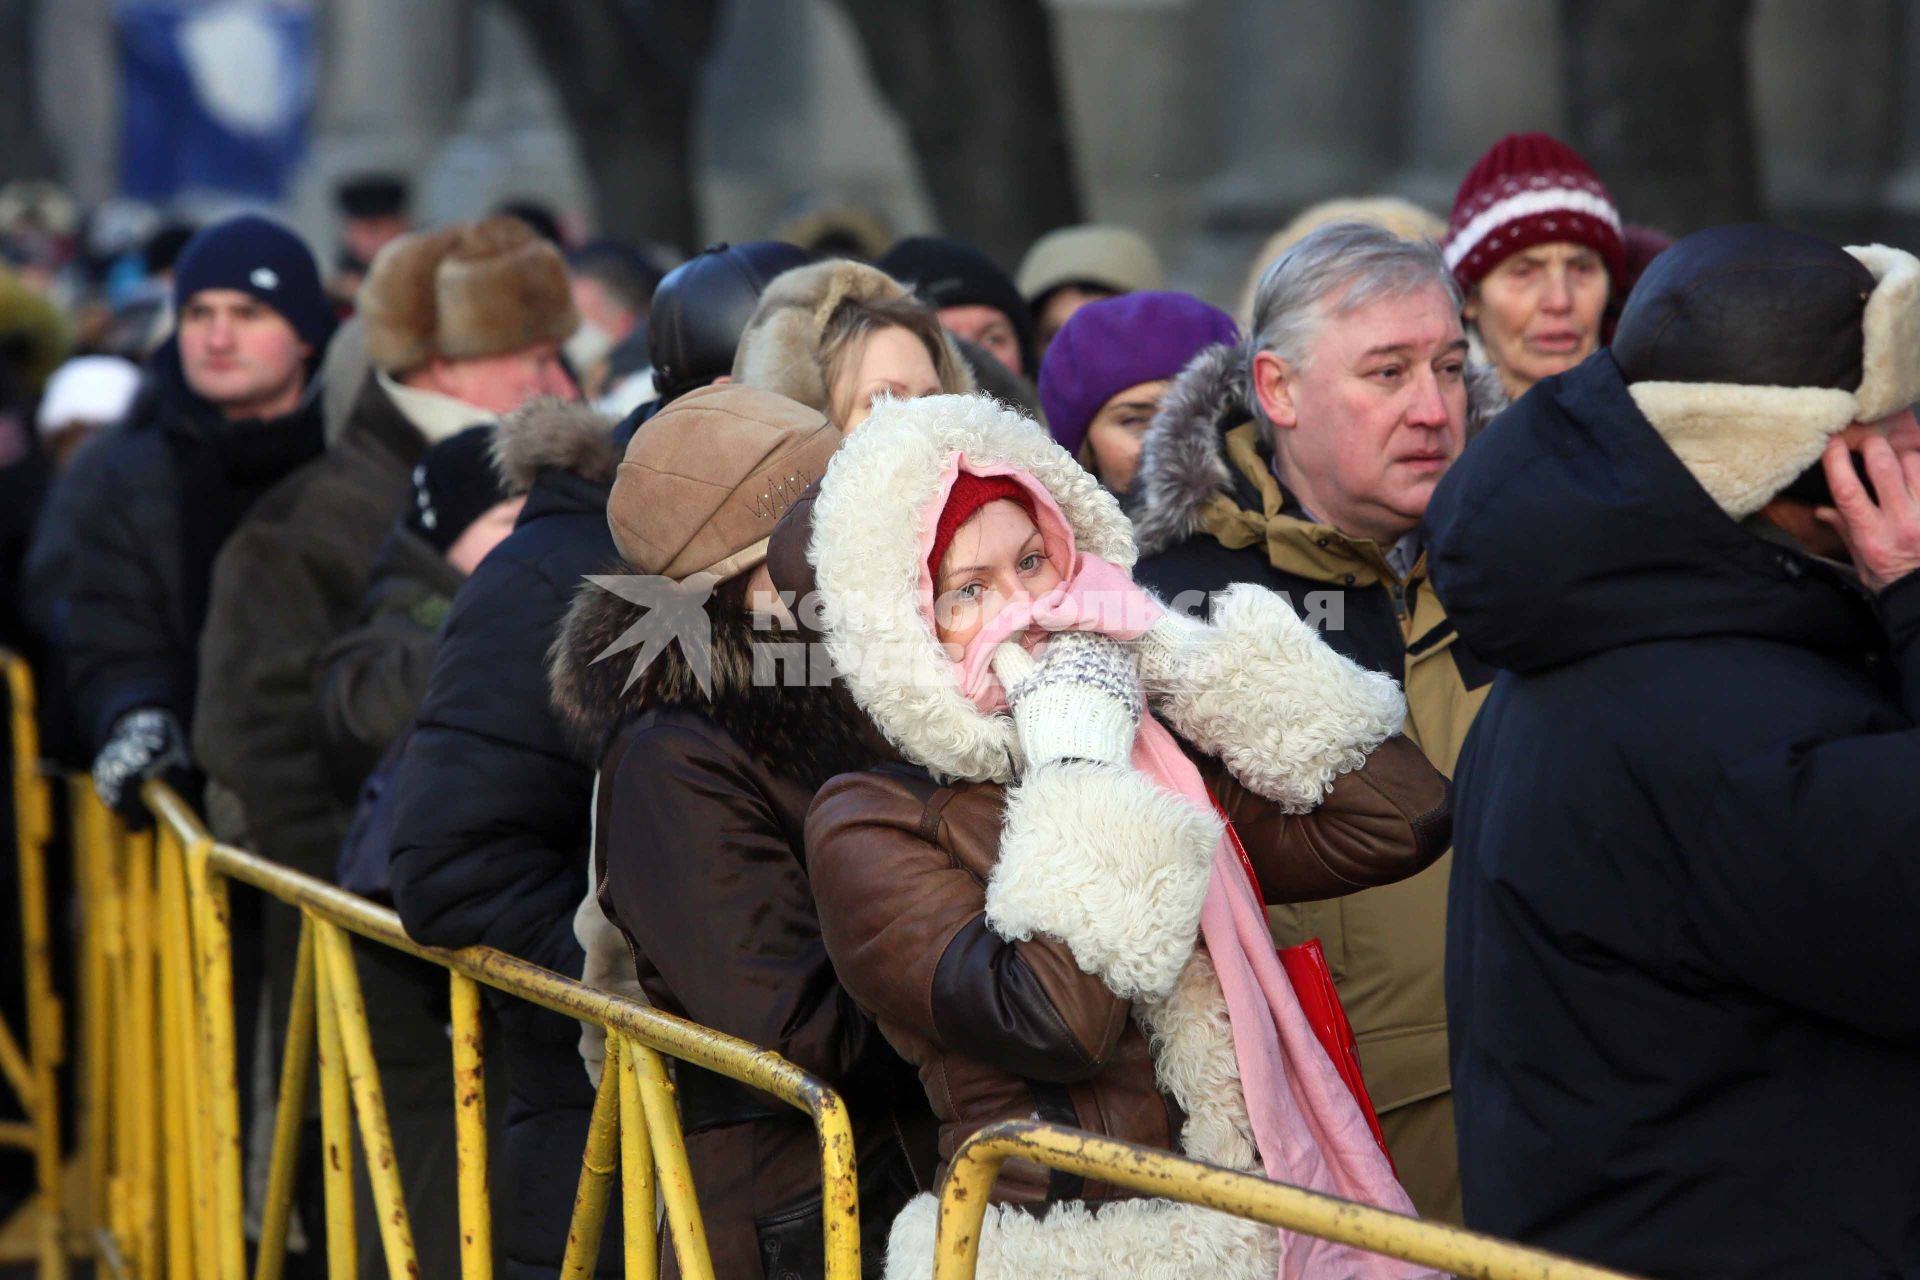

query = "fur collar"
[
  {"left": 493, "top": 397, "right": 620, "bottom": 496},
  {"left": 807, "top": 393, "right": 1135, "bottom": 784},
  {"left": 549, "top": 575, "right": 882, "bottom": 790},
  {"left": 1129, "top": 340, "right": 1509, "bottom": 557}
]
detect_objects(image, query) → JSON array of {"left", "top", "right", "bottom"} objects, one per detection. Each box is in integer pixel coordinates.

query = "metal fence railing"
[{"left": 2, "top": 646, "right": 1647, "bottom": 1280}]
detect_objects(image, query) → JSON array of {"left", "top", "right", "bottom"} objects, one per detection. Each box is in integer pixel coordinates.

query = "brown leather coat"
[
  {"left": 551, "top": 583, "right": 939, "bottom": 1279},
  {"left": 804, "top": 734, "right": 1451, "bottom": 1205}
]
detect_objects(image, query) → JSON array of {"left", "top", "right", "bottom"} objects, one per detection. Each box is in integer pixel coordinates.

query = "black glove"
[{"left": 91, "top": 708, "right": 190, "bottom": 822}]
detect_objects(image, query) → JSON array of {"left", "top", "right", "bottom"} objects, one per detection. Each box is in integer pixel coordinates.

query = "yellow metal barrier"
[
  {"left": 4, "top": 645, "right": 1656, "bottom": 1280},
  {"left": 118, "top": 777, "right": 862, "bottom": 1279},
  {"left": 933, "top": 1120, "right": 1647, "bottom": 1280},
  {"left": 0, "top": 653, "right": 66, "bottom": 1279}
]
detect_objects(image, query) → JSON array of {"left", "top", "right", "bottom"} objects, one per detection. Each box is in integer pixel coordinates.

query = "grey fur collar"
[
  {"left": 493, "top": 397, "right": 620, "bottom": 495},
  {"left": 1129, "top": 340, "right": 1509, "bottom": 556}
]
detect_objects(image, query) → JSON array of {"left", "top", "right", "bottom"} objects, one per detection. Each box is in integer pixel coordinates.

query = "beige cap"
[
  {"left": 1015, "top": 224, "right": 1165, "bottom": 306},
  {"left": 608, "top": 384, "right": 840, "bottom": 582}
]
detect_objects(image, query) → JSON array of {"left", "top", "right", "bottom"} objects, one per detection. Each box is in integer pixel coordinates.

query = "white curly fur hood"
[{"left": 806, "top": 393, "right": 1134, "bottom": 783}]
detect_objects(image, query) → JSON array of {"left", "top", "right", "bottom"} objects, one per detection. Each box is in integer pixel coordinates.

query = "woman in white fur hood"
[{"left": 798, "top": 392, "right": 1454, "bottom": 1278}]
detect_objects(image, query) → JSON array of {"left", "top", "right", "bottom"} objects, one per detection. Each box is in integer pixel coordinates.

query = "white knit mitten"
[{"left": 990, "top": 632, "right": 1143, "bottom": 769}]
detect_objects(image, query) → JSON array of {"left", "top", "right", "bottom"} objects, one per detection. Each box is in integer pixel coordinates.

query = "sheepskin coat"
[
  {"left": 550, "top": 584, "right": 939, "bottom": 1280},
  {"left": 800, "top": 394, "right": 1452, "bottom": 1279},
  {"left": 1426, "top": 346, "right": 1920, "bottom": 1278}
]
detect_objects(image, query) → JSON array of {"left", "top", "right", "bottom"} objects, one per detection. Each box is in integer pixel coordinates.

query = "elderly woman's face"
[{"left": 1468, "top": 241, "right": 1609, "bottom": 398}]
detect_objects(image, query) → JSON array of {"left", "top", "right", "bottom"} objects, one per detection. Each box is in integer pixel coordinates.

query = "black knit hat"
[
  {"left": 878, "top": 235, "right": 1035, "bottom": 372},
  {"left": 405, "top": 425, "right": 510, "bottom": 555},
  {"left": 173, "top": 214, "right": 336, "bottom": 351}
]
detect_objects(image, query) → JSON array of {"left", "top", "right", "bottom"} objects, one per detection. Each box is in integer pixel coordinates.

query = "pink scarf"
[{"left": 919, "top": 455, "right": 1430, "bottom": 1280}]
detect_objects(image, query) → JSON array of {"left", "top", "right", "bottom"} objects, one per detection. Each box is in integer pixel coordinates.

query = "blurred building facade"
[{"left": 24, "top": 0, "right": 1920, "bottom": 304}]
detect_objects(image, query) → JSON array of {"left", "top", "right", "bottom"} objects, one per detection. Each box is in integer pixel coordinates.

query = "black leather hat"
[
  {"left": 1613, "top": 224, "right": 1876, "bottom": 391},
  {"left": 648, "top": 241, "right": 812, "bottom": 401}
]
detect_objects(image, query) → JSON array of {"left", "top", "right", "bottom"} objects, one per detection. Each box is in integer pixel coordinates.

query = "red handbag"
[{"left": 1210, "top": 794, "right": 1396, "bottom": 1170}]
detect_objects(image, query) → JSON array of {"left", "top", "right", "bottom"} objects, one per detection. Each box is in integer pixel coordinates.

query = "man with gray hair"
[{"left": 1131, "top": 219, "right": 1506, "bottom": 1222}]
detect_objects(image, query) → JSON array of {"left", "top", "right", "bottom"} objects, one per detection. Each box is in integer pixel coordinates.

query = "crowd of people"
[{"left": 1, "top": 126, "right": 1916, "bottom": 1280}]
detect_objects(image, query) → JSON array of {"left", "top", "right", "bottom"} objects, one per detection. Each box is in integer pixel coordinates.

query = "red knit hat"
[
  {"left": 1442, "top": 133, "right": 1626, "bottom": 291},
  {"left": 928, "top": 472, "right": 1036, "bottom": 583}
]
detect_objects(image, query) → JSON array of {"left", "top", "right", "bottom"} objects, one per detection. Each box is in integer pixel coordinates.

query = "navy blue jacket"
[{"left": 1426, "top": 351, "right": 1920, "bottom": 1279}]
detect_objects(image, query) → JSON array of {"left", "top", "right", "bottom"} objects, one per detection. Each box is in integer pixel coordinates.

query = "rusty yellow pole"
[
  {"left": 71, "top": 778, "right": 113, "bottom": 1248},
  {"left": 559, "top": 1042, "right": 620, "bottom": 1280},
  {"left": 313, "top": 921, "right": 418, "bottom": 1278},
  {"left": 629, "top": 1040, "right": 714, "bottom": 1280},
  {"left": 932, "top": 1122, "right": 1649, "bottom": 1280},
  {"left": 314, "top": 920, "right": 357, "bottom": 1280},
  {"left": 156, "top": 827, "right": 201, "bottom": 1280},
  {"left": 179, "top": 823, "right": 247, "bottom": 1280},
  {"left": 4, "top": 654, "right": 65, "bottom": 1280},
  {"left": 810, "top": 1089, "right": 860, "bottom": 1279},
  {"left": 255, "top": 923, "right": 316, "bottom": 1280},
  {"left": 449, "top": 972, "right": 492, "bottom": 1280},
  {"left": 614, "top": 1035, "right": 658, "bottom": 1280},
  {"left": 119, "top": 823, "right": 159, "bottom": 1277}
]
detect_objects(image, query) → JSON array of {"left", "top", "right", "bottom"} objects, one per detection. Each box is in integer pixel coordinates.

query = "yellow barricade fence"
[
  {"left": 2, "top": 653, "right": 66, "bottom": 1277},
  {"left": 4, "top": 645, "right": 1648, "bottom": 1280}
]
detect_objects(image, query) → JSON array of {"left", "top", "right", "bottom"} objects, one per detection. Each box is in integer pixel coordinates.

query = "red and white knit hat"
[{"left": 1443, "top": 132, "right": 1626, "bottom": 291}]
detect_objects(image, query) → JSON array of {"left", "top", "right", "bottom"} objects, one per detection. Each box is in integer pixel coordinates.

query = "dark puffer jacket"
[
  {"left": 550, "top": 583, "right": 939, "bottom": 1280},
  {"left": 1426, "top": 351, "right": 1920, "bottom": 1279},
  {"left": 388, "top": 399, "right": 626, "bottom": 1279},
  {"left": 192, "top": 373, "right": 422, "bottom": 863},
  {"left": 62, "top": 338, "right": 324, "bottom": 752}
]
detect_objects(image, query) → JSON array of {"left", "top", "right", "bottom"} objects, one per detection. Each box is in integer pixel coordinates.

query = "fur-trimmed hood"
[
  {"left": 549, "top": 574, "right": 881, "bottom": 789},
  {"left": 1130, "top": 340, "right": 1509, "bottom": 558},
  {"left": 731, "top": 259, "right": 975, "bottom": 416},
  {"left": 491, "top": 397, "right": 620, "bottom": 496},
  {"left": 807, "top": 393, "right": 1136, "bottom": 783}
]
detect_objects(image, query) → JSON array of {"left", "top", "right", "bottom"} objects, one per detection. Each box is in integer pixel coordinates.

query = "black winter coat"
[
  {"left": 387, "top": 401, "right": 624, "bottom": 1279},
  {"left": 60, "top": 339, "right": 322, "bottom": 751},
  {"left": 1425, "top": 351, "right": 1920, "bottom": 1280}
]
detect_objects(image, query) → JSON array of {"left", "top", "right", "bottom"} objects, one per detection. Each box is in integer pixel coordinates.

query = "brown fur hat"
[
  {"left": 359, "top": 215, "right": 578, "bottom": 376},
  {"left": 730, "top": 259, "right": 974, "bottom": 415}
]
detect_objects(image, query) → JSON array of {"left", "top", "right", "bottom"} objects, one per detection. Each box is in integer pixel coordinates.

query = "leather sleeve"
[
  {"left": 806, "top": 771, "right": 1130, "bottom": 1084},
  {"left": 1202, "top": 734, "right": 1452, "bottom": 903}
]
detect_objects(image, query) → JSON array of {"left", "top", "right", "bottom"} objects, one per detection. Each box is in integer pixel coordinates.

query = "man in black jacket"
[
  {"left": 1426, "top": 224, "right": 1920, "bottom": 1279},
  {"left": 388, "top": 400, "right": 628, "bottom": 1278},
  {"left": 59, "top": 214, "right": 335, "bottom": 817}
]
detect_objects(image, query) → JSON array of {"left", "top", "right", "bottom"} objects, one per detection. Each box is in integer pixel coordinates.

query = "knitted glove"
[
  {"left": 1131, "top": 608, "right": 1212, "bottom": 697},
  {"left": 91, "top": 707, "right": 190, "bottom": 821},
  {"left": 989, "top": 631, "right": 1143, "bottom": 769}
]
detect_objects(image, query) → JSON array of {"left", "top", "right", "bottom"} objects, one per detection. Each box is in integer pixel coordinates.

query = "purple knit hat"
[{"left": 1038, "top": 291, "right": 1239, "bottom": 455}]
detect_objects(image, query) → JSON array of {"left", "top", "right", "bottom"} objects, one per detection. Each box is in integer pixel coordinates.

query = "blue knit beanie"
[{"left": 173, "top": 214, "right": 336, "bottom": 351}]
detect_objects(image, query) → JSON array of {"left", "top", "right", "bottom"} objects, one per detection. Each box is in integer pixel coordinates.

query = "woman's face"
[
  {"left": 831, "top": 325, "right": 943, "bottom": 434},
  {"left": 932, "top": 499, "right": 1063, "bottom": 654},
  {"left": 1467, "top": 240, "right": 1610, "bottom": 398},
  {"left": 1083, "top": 378, "right": 1169, "bottom": 493}
]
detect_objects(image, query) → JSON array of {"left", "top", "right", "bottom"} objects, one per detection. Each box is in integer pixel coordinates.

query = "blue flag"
[{"left": 119, "top": 1, "right": 315, "bottom": 202}]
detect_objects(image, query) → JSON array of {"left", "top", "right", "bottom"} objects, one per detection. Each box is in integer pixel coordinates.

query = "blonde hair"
[{"left": 819, "top": 295, "right": 953, "bottom": 425}]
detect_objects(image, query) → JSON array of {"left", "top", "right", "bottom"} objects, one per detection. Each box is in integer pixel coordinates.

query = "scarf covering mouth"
[{"left": 918, "top": 452, "right": 1431, "bottom": 1279}]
